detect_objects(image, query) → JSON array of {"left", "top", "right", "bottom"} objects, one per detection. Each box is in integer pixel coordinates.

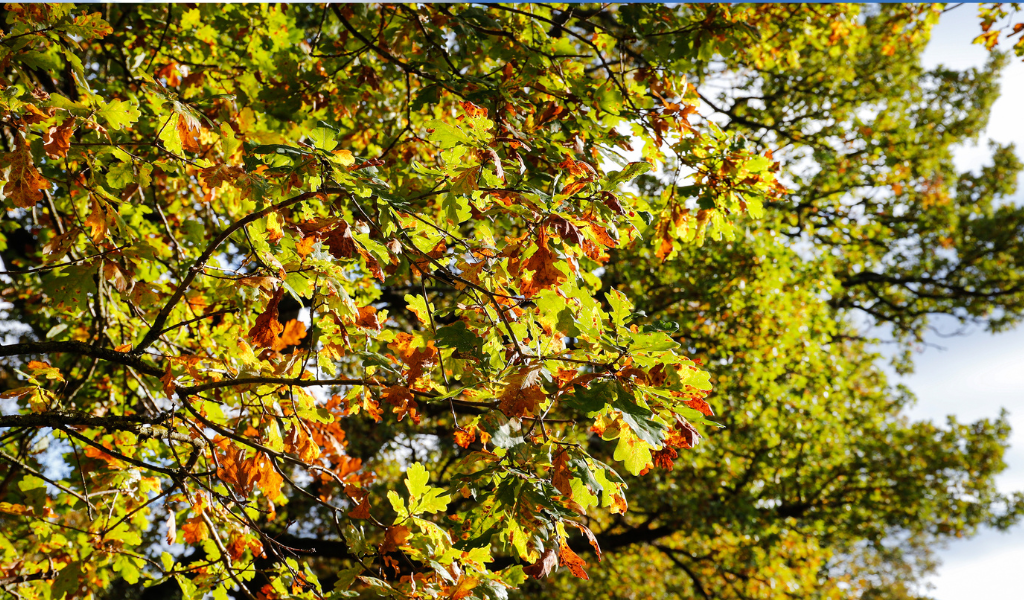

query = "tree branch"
[{"left": 0, "top": 341, "right": 163, "bottom": 377}]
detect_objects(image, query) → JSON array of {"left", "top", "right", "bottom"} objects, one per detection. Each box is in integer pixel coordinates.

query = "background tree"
[{"left": 0, "top": 4, "right": 1021, "bottom": 600}]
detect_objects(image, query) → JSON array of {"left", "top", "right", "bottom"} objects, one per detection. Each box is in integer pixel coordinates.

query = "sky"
[{"left": 899, "top": 8, "right": 1024, "bottom": 599}]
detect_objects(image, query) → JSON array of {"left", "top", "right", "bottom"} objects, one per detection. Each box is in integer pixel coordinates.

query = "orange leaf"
[
  {"left": 499, "top": 367, "right": 546, "bottom": 418},
  {"left": 388, "top": 333, "right": 438, "bottom": 387},
  {"left": 558, "top": 542, "right": 589, "bottom": 580},
  {"left": 43, "top": 117, "right": 76, "bottom": 159},
  {"left": 180, "top": 517, "right": 208, "bottom": 543},
  {"left": 273, "top": 319, "right": 307, "bottom": 352},
  {"left": 519, "top": 231, "right": 566, "bottom": 298},
  {"left": 380, "top": 525, "right": 411, "bottom": 554},
  {"left": 355, "top": 305, "right": 380, "bottom": 331},
  {"left": 249, "top": 288, "right": 285, "bottom": 349},
  {"left": 284, "top": 423, "right": 321, "bottom": 462},
  {"left": 453, "top": 428, "right": 476, "bottom": 449},
  {"left": 3, "top": 136, "right": 48, "bottom": 208},
  {"left": 551, "top": 449, "right": 573, "bottom": 499},
  {"left": 382, "top": 385, "right": 420, "bottom": 423},
  {"left": 685, "top": 397, "right": 714, "bottom": 416},
  {"left": 176, "top": 111, "right": 202, "bottom": 153},
  {"left": 84, "top": 196, "right": 109, "bottom": 244},
  {"left": 295, "top": 235, "right": 316, "bottom": 258}
]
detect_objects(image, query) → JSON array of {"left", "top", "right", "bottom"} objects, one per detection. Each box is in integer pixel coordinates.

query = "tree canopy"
[{"left": 1, "top": 4, "right": 1023, "bottom": 600}]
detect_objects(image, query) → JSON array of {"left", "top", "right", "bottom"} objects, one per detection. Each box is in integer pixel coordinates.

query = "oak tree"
[{"left": 0, "top": 4, "right": 1021, "bottom": 600}]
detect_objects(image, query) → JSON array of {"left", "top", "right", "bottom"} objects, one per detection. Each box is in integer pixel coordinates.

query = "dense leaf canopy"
[{"left": 1, "top": 4, "right": 1023, "bottom": 600}]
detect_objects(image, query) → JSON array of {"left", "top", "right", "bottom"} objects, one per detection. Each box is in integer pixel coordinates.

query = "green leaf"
[
  {"left": 97, "top": 99, "right": 140, "bottom": 130},
  {"left": 310, "top": 123, "right": 338, "bottom": 151},
  {"left": 563, "top": 381, "right": 615, "bottom": 415},
  {"left": 613, "top": 428, "right": 653, "bottom": 476},
  {"left": 425, "top": 120, "right": 472, "bottom": 149},
  {"left": 606, "top": 161, "right": 652, "bottom": 187},
  {"left": 434, "top": 321, "right": 483, "bottom": 357},
  {"left": 53, "top": 561, "right": 82, "bottom": 600},
  {"left": 405, "top": 462, "right": 431, "bottom": 498},
  {"left": 17, "top": 475, "right": 46, "bottom": 492}
]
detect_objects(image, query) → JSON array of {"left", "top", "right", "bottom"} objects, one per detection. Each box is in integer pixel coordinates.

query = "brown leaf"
[
  {"left": 382, "top": 385, "right": 420, "bottom": 424},
  {"left": 43, "top": 117, "right": 75, "bottom": 159},
  {"left": 249, "top": 288, "right": 285, "bottom": 349},
  {"left": 348, "top": 497, "right": 371, "bottom": 519},
  {"left": 498, "top": 367, "right": 546, "bottom": 418},
  {"left": 3, "top": 137, "right": 48, "bottom": 208},
  {"left": 380, "top": 525, "right": 411, "bottom": 554},
  {"left": 165, "top": 514, "right": 177, "bottom": 545},
  {"left": 201, "top": 164, "right": 244, "bottom": 189},
  {"left": 600, "top": 191, "right": 625, "bottom": 215},
  {"left": 567, "top": 522, "right": 602, "bottom": 561},
  {"left": 358, "top": 246, "right": 386, "bottom": 281},
  {"left": 557, "top": 542, "right": 589, "bottom": 580},
  {"left": 176, "top": 111, "right": 202, "bottom": 153},
  {"left": 547, "top": 215, "right": 584, "bottom": 246},
  {"left": 103, "top": 262, "right": 131, "bottom": 293},
  {"left": 355, "top": 305, "right": 380, "bottom": 331},
  {"left": 523, "top": 547, "right": 557, "bottom": 579},
  {"left": 324, "top": 220, "right": 357, "bottom": 259},
  {"left": 84, "top": 197, "right": 109, "bottom": 243},
  {"left": 520, "top": 231, "right": 566, "bottom": 297},
  {"left": 551, "top": 449, "right": 574, "bottom": 499},
  {"left": 483, "top": 148, "right": 504, "bottom": 182}
]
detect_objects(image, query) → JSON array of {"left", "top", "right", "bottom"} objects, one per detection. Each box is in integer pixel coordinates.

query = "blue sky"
[{"left": 900, "top": 8, "right": 1024, "bottom": 598}]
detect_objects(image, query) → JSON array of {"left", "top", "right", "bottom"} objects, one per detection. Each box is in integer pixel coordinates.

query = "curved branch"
[{"left": 0, "top": 341, "right": 164, "bottom": 377}]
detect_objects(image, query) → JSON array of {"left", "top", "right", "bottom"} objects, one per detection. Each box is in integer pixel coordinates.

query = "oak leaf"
[
  {"left": 523, "top": 547, "right": 557, "bottom": 579},
  {"left": 520, "top": 231, "right": 566, "bottom": 298},
  {"left": 551, "top": 449, "right": 574, "bottom": 499},
  {"left": 499, "top": 367, "right": 546, "bottom": 418},
  {"left": 382, "top": 385, "right": 420, "bottom": 424},
  {"left": 453, "top": 428, "right": 476, "bottom": 449},
  {"left": 380, "top": 525, "right": 411, "bottom": 554},
  {"left": 43, "top": 118, "right": 76, "bottom": 159},
  {"left": 388, "top": 333, "right": 438, "bottom": 387},
  {"left": 249, "top": 288, "right": 285, "bottom": 349},
  {"left": 84, "top": 197, "right": 109, "bottom": 243},
  {"left": 176, "top": 110, "right": 202, "bottom": 152},
  {"left": 324, "top": 220, "right": 357, "bottom": 259},
  {"left": 355, "top": 305, "right": 380, "bottom": 331},
  {"left": 180, "top": 517, "right": 208, "bottom": 543},
  {"left": 558, "top": 542, "right": 589, "bottom": 580},
  {"left": 3, "top": 137, "right": 48, "bottom": 208}
]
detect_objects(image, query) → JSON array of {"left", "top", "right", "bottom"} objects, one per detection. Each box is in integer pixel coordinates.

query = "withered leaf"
[
  {"left": 520, "top": 231, "right": 566, "bottom": 298},
  {"left": 523, "top": 547, "right": 557, "bottom": 579},
  {"left": 558, "top": 543, "right": 589, "bottom": 580},
  {"left": 43, "top": 117, "right": 76, "bottom": 159},
  {"left": 249, "top": 287, "right": 285, "bottom": 349}
]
